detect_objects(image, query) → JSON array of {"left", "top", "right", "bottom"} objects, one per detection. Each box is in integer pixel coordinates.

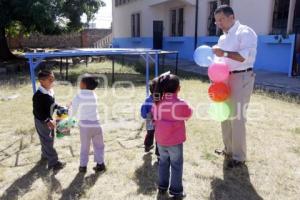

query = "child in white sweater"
[{"left": 69, "top": 74, "right": 105, "bottom": 173}]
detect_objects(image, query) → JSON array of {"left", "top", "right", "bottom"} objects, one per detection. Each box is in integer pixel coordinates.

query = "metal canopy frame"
[{"left": 25, "top": 48, "right": 179, "bottom": 96}]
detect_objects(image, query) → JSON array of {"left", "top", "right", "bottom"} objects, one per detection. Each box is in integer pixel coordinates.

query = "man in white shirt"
[{"left": 212, "top": 5, "right": 257, "bottom": 168}]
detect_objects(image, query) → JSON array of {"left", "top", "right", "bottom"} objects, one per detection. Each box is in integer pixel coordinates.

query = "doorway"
[
  {"left": 292, "top": 0, "right": 300, "bottom": 76},
  {"left": 153, "top": 21, "right": 163, "bottom": 49}
]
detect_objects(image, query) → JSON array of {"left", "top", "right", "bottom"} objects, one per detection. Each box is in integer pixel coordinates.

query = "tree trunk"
[{"left": 0, "top": 26, "right": 16, "bottom": 60}]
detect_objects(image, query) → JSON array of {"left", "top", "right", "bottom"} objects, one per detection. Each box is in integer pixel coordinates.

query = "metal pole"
[
  {"left": 29, "top": 58, "right": 36, "bottom": 93},
  {"left": 60, "top": 57, "right": 62, "bottom": 77},
  {"left": 112, "top": 56, "right": 115, "bottom": 85},
  {"left": 162, "top": 54, "right": 165, "bottom": 73},
  {"left": 146, "top": 53, "right": 150, "bottom": 96},
  {"left": 158, "top": 54, "right": 160, "bottom": 75},
  {"left": 155, "top": 52, "right": 159, "bottom": 77},
  {"left": 194, "top": 0, "right": 199, "bottom": 50},
  {"left": 175, "top": 53, "right": 179, "bottom": 75},
  {"left": 66, "top": 58, "right": 69, "bottom": 80}
]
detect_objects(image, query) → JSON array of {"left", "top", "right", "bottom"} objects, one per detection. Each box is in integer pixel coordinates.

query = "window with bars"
[
  {"left": 170, "top": 8, "right": 184, "bottom": 37},
  {"left": 272, "top": 0, "right": 290, "bottom": 34},
  {"left": 131, "top": 13, "right": 141, "bottom": 37},
  {"left": 207, "top": 0, "right": 230, "bottom": 36},
  {"left": 208, "top": 1, "right": 218, "bottom": 36},
  {"left": 293, "top": 0, "right": 300, "bottom": 33},
  {"left": 115, "top": 0, "right": 136, "bottom": 7},
  {"left": 220, "top": 0, "right": 230, "bottom": 5}
]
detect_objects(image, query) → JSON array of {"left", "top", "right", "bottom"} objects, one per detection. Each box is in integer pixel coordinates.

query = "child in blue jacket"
[{"left": 141, "top": 78, "right": 159, "bottom": 158}]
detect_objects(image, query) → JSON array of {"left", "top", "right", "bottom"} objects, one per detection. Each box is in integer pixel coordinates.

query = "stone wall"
[{"left": 8, "top": 29, "right": 112, "bottom": 49}]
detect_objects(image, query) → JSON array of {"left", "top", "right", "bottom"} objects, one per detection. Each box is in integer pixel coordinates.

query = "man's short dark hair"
[
  {"left": 214, "top": 5, "right": 234, "bottom": 17},
  {"left": 81, "top": 74, "right": 98, "bottom": 90},
  {"left": 38, "top": 70, "right": 53, "bottom": 80}
]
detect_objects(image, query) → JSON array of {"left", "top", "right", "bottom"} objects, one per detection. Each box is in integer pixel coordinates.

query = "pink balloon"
[{"left": 208, "top": 62, "right": 230, "bottom": 82}]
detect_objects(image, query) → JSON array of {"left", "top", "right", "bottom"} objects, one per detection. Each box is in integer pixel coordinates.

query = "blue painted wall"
[
  {"left": 255, "top": 35, "right": 295, "bottom": 76},
  {"left": 113, "top": 34, "right": 296, "bottom": 75},
  {"left": 112, "top": 37, "right": 153, "bottom": 48},
  {"left": 163, "top": 37, "right": 194, "bottom": 60}
]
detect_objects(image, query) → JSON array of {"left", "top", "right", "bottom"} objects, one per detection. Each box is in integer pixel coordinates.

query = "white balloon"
[{"left": 193, "top": 45, "right": 214, "bottom": 67}]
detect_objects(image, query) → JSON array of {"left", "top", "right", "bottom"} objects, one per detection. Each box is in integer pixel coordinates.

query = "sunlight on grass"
[{"left": 0, "top": 61, "right": 300, "bottom": 199}]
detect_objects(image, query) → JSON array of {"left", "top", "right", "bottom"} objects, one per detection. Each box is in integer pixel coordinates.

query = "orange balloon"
[{"left": 208, "top": 82, "right": 230, "bottom": 102}]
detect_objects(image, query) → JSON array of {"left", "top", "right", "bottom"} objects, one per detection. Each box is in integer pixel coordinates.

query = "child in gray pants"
[
  {"left": 69, "top": 74, "right": 105, "bottom": 173},
  {"left": 33, "top": 70, "right": 65, "bottom": 171}
]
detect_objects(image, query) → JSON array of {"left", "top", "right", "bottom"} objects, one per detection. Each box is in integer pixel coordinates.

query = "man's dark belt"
[{"left": 230, "top": 68, "right": 253, "bottom": 74}]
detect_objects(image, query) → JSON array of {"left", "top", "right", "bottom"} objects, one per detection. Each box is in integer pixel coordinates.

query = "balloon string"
[{"left": 207, "top": 55, "right": 215, "bottom": 62}]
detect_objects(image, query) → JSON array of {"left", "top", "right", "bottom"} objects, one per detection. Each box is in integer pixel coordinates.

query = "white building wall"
[
  {"left": 156, "top": 1, "right": 195, "bottom": 37},
  {"left": 112, "top": 0, "right": 196, "bottom": 38},
  {"left": 197, "top": 0, "right": 274, "bottom": 35},
  {"left": 230, "top": 0, "right": 273, "bottom": 35},
  {"left": 198, "top": 0, "right": 210, "bottom": 36},
  {"left": 112, "top": 0, "right": 275, "bottom": 38}
]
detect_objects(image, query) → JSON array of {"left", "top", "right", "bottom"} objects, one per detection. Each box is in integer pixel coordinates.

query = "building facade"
[{"left": 112, "top": 0, "right": 300, "bottom": 76}]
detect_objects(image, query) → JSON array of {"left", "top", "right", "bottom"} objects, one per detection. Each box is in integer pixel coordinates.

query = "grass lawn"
[{"left": 0, "top": 61, "right": 300, "bottom": 200}]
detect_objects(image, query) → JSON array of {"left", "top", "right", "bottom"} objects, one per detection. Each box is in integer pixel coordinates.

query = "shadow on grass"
[
  {"left": 0, "top": 160, "right": 61, "bottom": 200},
  {"left": 59, "top": 172, "right": 101, "bottom": 200},
  {"left": 134, "top": 153, "right": 158, "bottom": 196},
  {"left": 210, "top": 160, "right": 263, "bottom": 200}
]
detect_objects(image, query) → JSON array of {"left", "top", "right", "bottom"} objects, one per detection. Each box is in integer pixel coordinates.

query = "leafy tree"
[{"left": 0, "top": 0, "right": 105, "bottom": 60}]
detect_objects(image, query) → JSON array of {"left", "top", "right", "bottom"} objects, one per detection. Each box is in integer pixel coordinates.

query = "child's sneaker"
[
  {"left": 49, "top": 161, "right": 66, "bottom": 171},
  {"left": 144, "top": 145, "right": 154, "bottom": 152},
  {"left": 79, "top": 166, "right": 87, "bottom": 173},
  {"left": 158, "top": 188, "right": 167, "bottom": 195},
  {"left": 169, "top": 191, "right": 186, "bottom": 200},
  {"left": 93, "top": 163, "right": 106, "bottom": 173},
  {"left": 39, "top": 156, "right": 48, "bottom": 164}
]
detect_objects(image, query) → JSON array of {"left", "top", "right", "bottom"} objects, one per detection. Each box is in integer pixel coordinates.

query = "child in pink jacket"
[{"left": 152, "top": 73, "right": 192, "bottom": 199}]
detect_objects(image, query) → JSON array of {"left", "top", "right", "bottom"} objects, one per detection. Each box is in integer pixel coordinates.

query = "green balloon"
[
  {"left": 208, "top": 102, "right": 230, "bottom": 122},
  {"left": 56, "top": 132, "right": 65, "bottom": 139}
]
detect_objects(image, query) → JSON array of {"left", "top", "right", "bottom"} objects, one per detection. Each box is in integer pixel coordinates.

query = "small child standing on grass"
[
  {"left": 140, "top": 78, "right": 159, "bottom": 158},
  {"left": 33, "top": 70, "right": 65, "bottom": 171},
  {"left": 152, "top": 73, "right": 192, "bottom": 199},
  {"left": 69, "top": 74, "right": 106, "bottom": 173}
]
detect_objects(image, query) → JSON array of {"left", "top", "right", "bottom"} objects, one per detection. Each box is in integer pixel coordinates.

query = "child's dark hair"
[
  {"left": 153, "top": 73, "right": 180, "bottom": 103},
  {"left": 38, "top": 70, "right": 53, "bottom": 80},
  {"left": 149, "top": 77, "right": 158, "bottom": 94},
  {"left": 81, "top": 74, "right": 98, "bottom": 90}
]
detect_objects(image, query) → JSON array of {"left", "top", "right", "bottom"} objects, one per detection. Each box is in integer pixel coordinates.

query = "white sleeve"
[
  {"left": 68, "top": 95, "right": 79, "bottom": 118},
  {"left": 238, "top": 28, "right": 257, "bottom": 63}
]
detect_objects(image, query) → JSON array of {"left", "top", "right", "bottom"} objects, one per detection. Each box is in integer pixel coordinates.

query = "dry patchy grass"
[{"left": 0, "top": 62, "right": 300, "bottom": 200}]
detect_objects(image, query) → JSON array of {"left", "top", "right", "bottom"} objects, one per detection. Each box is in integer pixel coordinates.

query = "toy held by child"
[
  {"left": 56, "top": 117, "right": 77, "bottom": 137},
  {"left": 55, "top": 107, "right": 77, "bottom": 138},
  {"left": 152, "top": 73, "right": 193, "bottom": 199}
]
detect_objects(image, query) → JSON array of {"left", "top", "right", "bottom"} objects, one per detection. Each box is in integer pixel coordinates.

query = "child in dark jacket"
[
  {"left": 141, "top": 78, "right": 159, "bottom": 157},
  {"left": 32, "top": 70, "right": 65, "bottom": 171}
]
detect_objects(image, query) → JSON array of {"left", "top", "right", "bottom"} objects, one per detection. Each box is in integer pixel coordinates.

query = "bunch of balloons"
[
  {"left": 194, "top": 45, "right": 231, "bottom": 122},
  {"left": 207, "top": 62, "right": 231, "bottom": 122}
]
